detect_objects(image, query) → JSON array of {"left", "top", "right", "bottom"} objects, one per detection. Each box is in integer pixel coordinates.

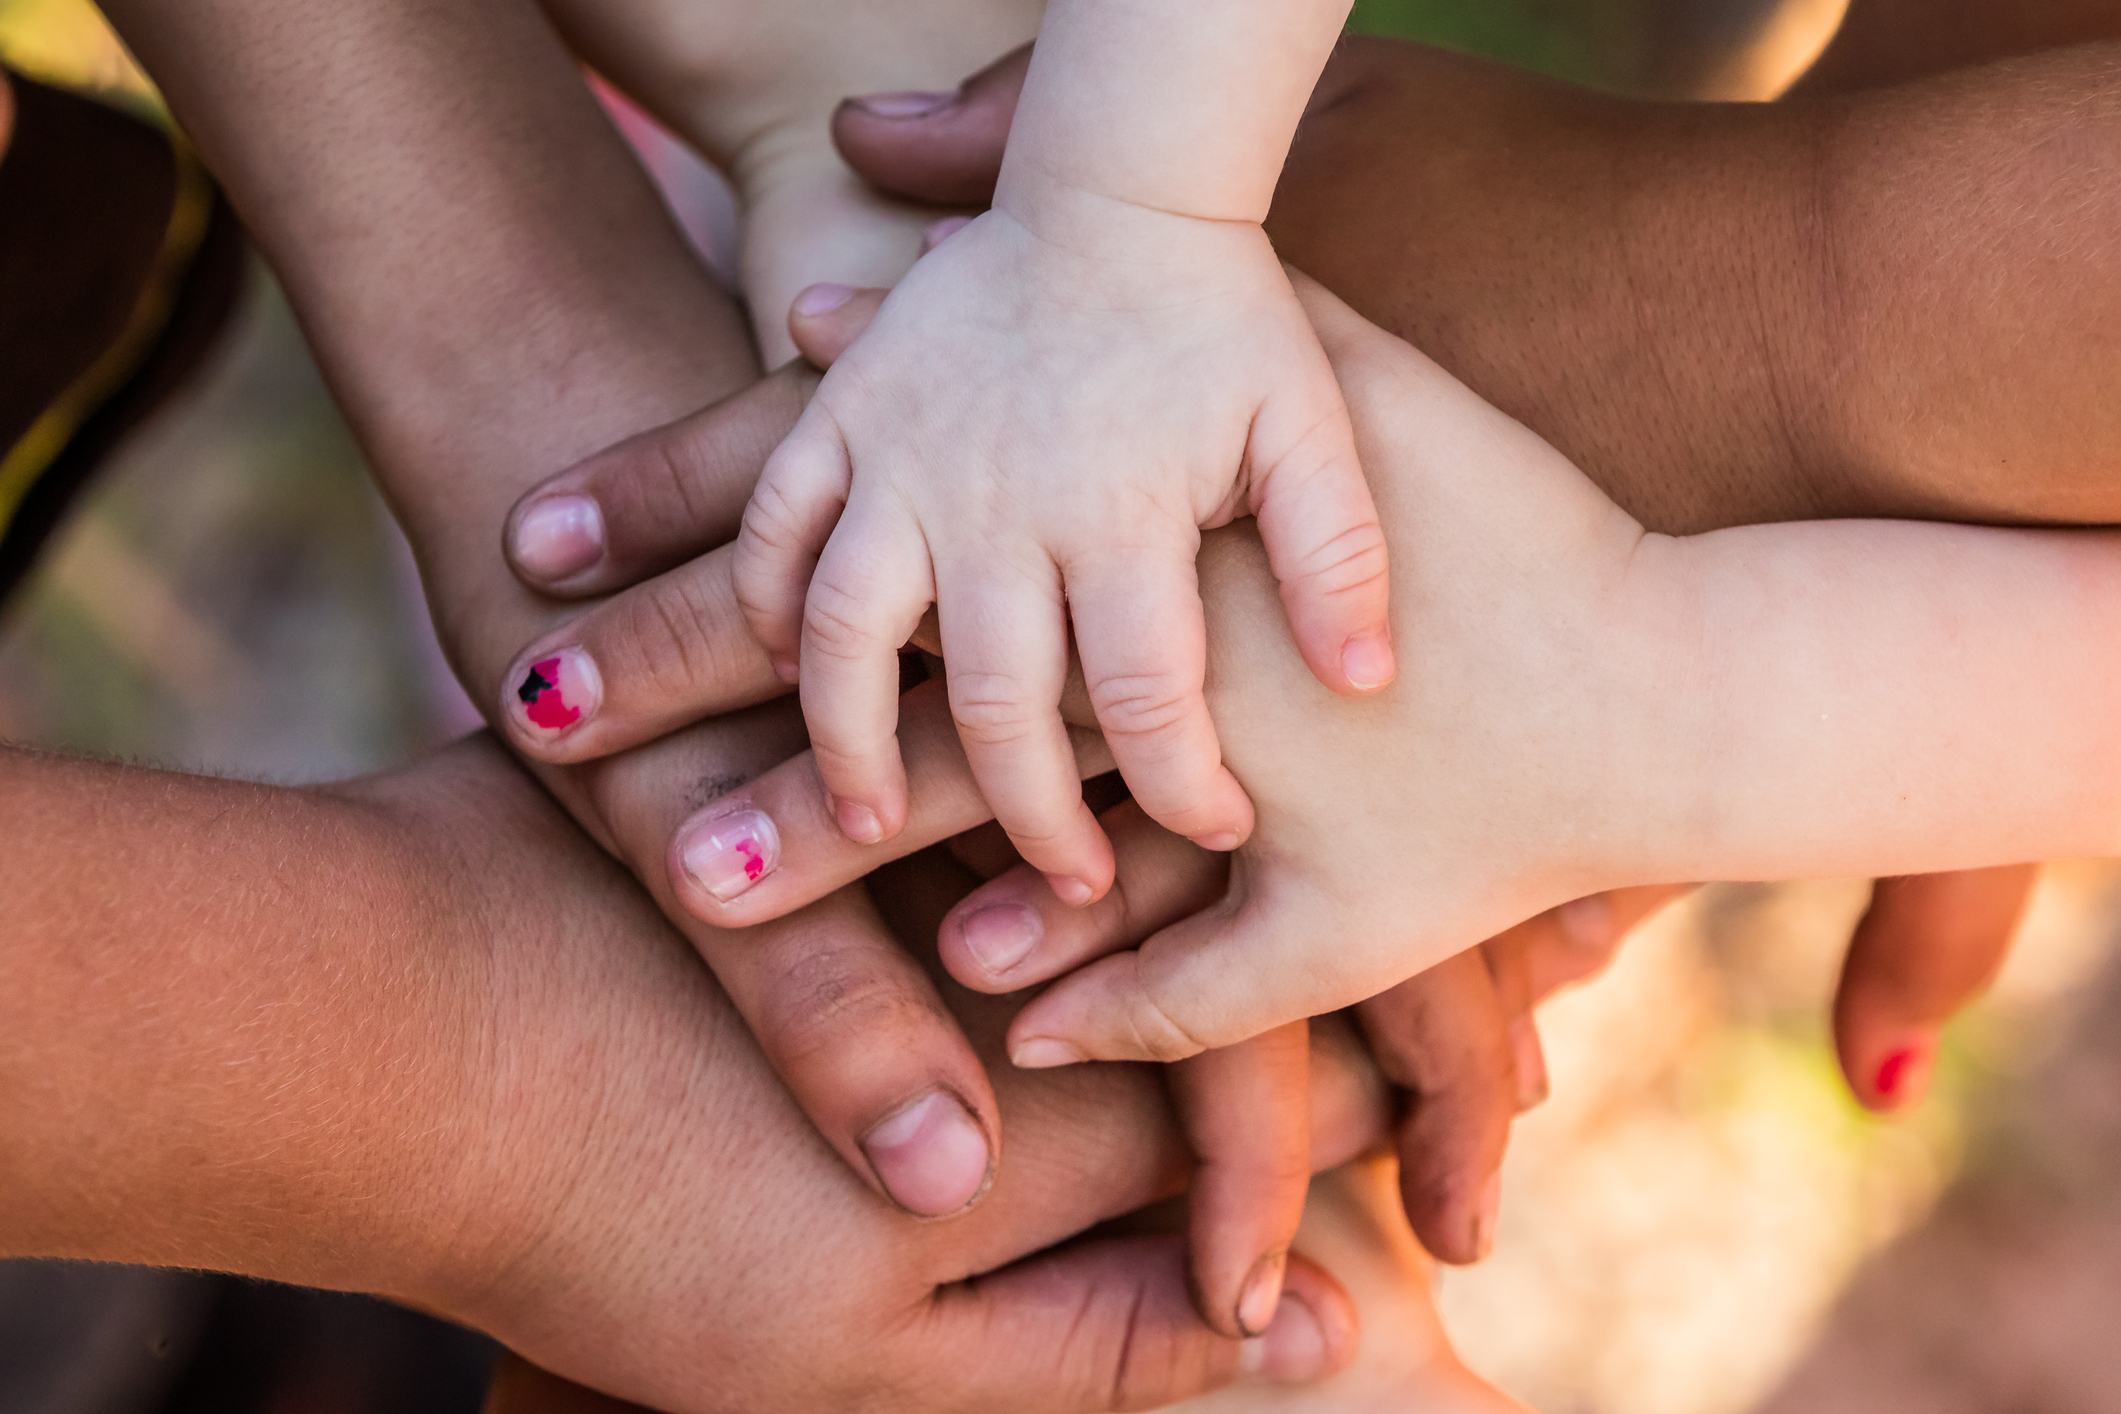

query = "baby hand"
[{"left": 734, "top": 206, "right": 1393, "bottom": 902}]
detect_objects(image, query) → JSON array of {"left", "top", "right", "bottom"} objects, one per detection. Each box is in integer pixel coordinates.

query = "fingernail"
[
  {"left": 1048, "top": 873, "right": 1095, "bottom": 907},
  {"left": 679, "top": 809, "right": 781, "bottom": 902},
  {"left": 958, "top": 901, "right": 1042, "bottom": 977},
  {"left": 919, "top": 215, "right": 974, "bottom": 256},
  {"left": 1557, "top": 893, "right": 1615, "bottom": 950},
  {"left": 860, "top": 1088, "right": 993, "bottom": 1218},
  {"left": 1190, "top": 831, "right": 1242, "bottom": 852},
  {"left": 1507, "top": 1014, "right": 1550, "bottom": 1111},
  {"left": 834, "top": 796, "right": 884, "bottom": 845},
  {"left": 1340, "top": 629, "right": 1395, "bottom": 692},
  {"left": 1471, "top": 1171, "right": 1502, "bottom": 1260},
  {"left": 792, "top": 283, "right": 855, "bottom": 316},
  {"left": 512, "top": 494, "right": 604, "bottom": 581},
  {"left": 1874, "top": 1037, "right": 1936, "bottom": 1108},
  {"left": 771, "top": 655, "right": 800, "bottom": 685},
  {"left": 1010, "top": 1037, "right": 1087, "bottom": 1069},
  {"left": 1237, "top": 1250, "right": 1287, "bottom": 1338},
  {"left": 847, "top": 90, "right": 956, "bottom": 119},
  {"left": 1239, "top": 1293, "right": 1327, "bottom": 1382},
  {"left": 508, "top": 647, "right": 600, "bottom": 738}
]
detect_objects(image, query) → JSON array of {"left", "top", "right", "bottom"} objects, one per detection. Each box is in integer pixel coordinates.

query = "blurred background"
[{"left": 6, "top": 0, "right": 2121, "bottom": 1410}]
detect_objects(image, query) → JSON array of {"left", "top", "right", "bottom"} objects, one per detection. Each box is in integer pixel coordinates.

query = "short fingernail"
[
  {"left": 771, "top": 655, "right": 800, "bottom": 685},
  {"left": 1340, "top": 629, "right": 1395, "bottom": 692},
  {"left": 1190, "top": 831, "right": 1242, "bottom": 852},
  {"left": 834, "top": 796, "right": 884, "bottom": 845},
  {"left": 1873, "top": 1035, "right": 1937, "bottom": 1108},
  {"left": 847, "top": 89, "right": 956, "bottom": 119},
  {"left": 861, "top": 1088, "right": 994, "bottom": 1218},
  {"left": 1047, "top": 873, "right": 1096, "bottom": 907},
  {"left": 508, "top": 647, "right": 600, "bottom": 739},
  {"left": 679, "top": 809, "right": 781, "bottom": 902},
  {"left": 792, "top": 282, "right": 855, "bottom": 317},
  {"left": 1237, "top": 1250, "right": 1288, "bottom": 1338},
  {"left": 1239, "top": 1293, "right": 1327, "bottom": 1383},
  {"left": 1471, "top": 1171, "right": 1502, "bottom": 1260},
  {"left": 1507, "top": 1015, "right": 1550, "bottom": 1111},
  {"left": 959, "top": 901, "right": 1042, "bottom": 977},
  {"left": 512, "top": 494, "right": 604, "bottom": 581},
  {"left": 1557, "top": 893, "right": 1615, "bottom": 950},
  {"left": 1010, "top": 1036, "right": 1087, "bottom": 1069},
  {"left": 919, "top": 215, "right": 974, "bottom": 256}
]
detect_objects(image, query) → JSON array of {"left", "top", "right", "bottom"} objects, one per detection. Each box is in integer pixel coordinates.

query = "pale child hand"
[{"left": 736, "top": 209, "right": 1393, "bottom": 902}]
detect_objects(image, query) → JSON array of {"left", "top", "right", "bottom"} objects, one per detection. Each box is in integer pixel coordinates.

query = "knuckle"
[
  {"left": 947, "top": 670, "right": 1047, "bottom": 749},
  {"left": 1292, "top": 520, "right": 1390, "bottom": 601},
  {"left": 614, "top": 577, "right": 737, "bottom": 702},
  {"left": 1130, "top": 988, "right": 1210, "bottom": 1063},
  {"left": 759, "top": 939, "right": 931, "bottom": 1069},
  {"left": 740, "top": 472, "right": 823, "bottom": 560},
  {"left": 1086, "top": 672, "right": 1200, "bottom": 744},
  {"left": 803, "top": 576, "right": 889, "bottom": 662}
]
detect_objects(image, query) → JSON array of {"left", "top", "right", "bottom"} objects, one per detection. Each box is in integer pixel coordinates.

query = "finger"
[
  {"left": 668, "top": 679, "right": 1115, "bottom": 926},
  {"left": 785, "top": 283, "right": 889, "bottom": 370},
  {"left": 1170, "top": 1022, "right": 1312, "bottom": 1338},
  {"left": 938, "top": 557, "right": 1114, "bottom": 902},
  {"left": 939, "top": 800, "right": 1224, "bottom": 993},
  {"left": 1835, "top": 864, "right": 2037, "bottom": 1112},
  {"left": 921, "top": 1237, "right": 1356, "bottom": 1410},
  {"left": 483, "top": 1357, "right": 645, "bottom": 1414},
  {"left": 497, "top": 547, "right": 783, "bottom": 763},
  {"left": 1064, "top": 544, "right": 1254, "bottom": 848},
  {"left": 1476, "top": 936, "right": 1549, "bottom": 1111},
  {"left": 1356, "top": 950, "right": 1515, "bottom": 1265},
  {"left": 504, "top": 366, "right": 812, "bottom": 597},
  {"left": 798, "top": 491, "right": 940, "bottom": 844},
  {"left": 732, "top": 405, "right": 857, "bottom": 683},
  {"left": 1251, "top": 374, "right": 1395, "bottom": 696},
  {"left": 1507, "top": 883, "right": 1694, "bottom": 1003},
  {"left": 832, "top": 43, "right": 1029, "bottom": 207}
]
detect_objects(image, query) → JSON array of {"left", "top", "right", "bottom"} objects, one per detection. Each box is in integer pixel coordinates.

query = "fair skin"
[{"left": 708, "top": 0, "right": 1395, "bottom": 910}]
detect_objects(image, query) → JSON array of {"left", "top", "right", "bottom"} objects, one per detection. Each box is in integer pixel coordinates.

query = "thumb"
[
  {"left": 922, "top": 1237, "right": 1357, "bottom": 1409},
  {"left": 786, "top": 283, "right": 890, "bottom": 369},
  {"left": 833, "top": 43, "right": 1030, "bottom": 207}
]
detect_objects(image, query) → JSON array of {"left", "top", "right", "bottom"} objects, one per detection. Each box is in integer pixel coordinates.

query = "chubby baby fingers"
[
  {"left": 1355, "top": 952, "right": 1516, "bottom": 1265},
  {"left": 498, "top": 547, "right": 783, "bottom": 763},
  {"left": 1170, "top": 1022, "right": 1313, "bottom": 1339},
  {"left": 504, "top": 366, "right": 813, "bottom": 597},
  {"left": 732, "top": 403, "right": 859, "bottom": 682},
  {"left": 667, "top": 678, "right": 1116, "bottom": 927},
  {"left": 1065, "top": 545, "right": 1254, "bottom": 850},
  {"left": 1251, "top": 376, "right": 1395, "bottom": 696},
  {"left": 937, "top": 560, "right": 1116, "bottom": 905}
]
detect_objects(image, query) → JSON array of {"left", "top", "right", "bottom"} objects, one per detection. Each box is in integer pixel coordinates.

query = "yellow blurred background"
[{"left": 7, "top": 1, "right": 2121, "bottom": 1411}]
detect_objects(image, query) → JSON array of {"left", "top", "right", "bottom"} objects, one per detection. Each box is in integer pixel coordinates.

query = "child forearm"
[{"left": 1000, "top": 0, "right": 1352, "bottom": 227}]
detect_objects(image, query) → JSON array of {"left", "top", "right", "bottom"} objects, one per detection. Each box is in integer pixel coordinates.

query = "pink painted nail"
[
  {"left": 512, "top": 494, "right": 604, "bottom": 581},
  {"left": 1340, "top": 629, "right": 1395, "bottom": 692},
  {"left": 860, "top": 1089, "right": 993, "bottom": 1218},
  {"left": 1239, "top": 1293, "right": 1327, "bottom": 1382},
  {"left": 679, "top": 809, "right": 781, "bottom": 902},
  {"left": 792, "top": 283, "right": 854, "bottom": 317},
  {"left": 848, "top": 90, "right": 956, "bottom": 119},
  {"left": 1874, "top": 1037, "right": 1935, "bottom": 1107},
  {"left": 509, "top": 648, "right": 600, "bottom": 738},
  {"left": 958, "top": 901, "right": 1042, "bottom": 977}
]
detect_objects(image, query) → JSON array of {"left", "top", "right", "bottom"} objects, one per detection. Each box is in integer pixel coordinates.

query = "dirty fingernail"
[
  {"left": 959, "top": 901, "right": 1042, "bottom": 977},
  {"left": 679, "top": 808, "right": 781, "bottom": 903},
  {"left": 508, "top": 647, "right": 601, "bottom": 741},
  {"left": 1239, "top": 1293, "right": 1326, "bottom": 1383},
  {"left": 834, "top": 796, "right": 884, "bottom": 845},
  {"left": 1340, "top": 630, "right": 1395, "bottom": 692},
  {"left": 1010, "top": 1037, "right": 1087, "bottom": 1070},
  {"left": 792, "top": 283, "right": 855, "bottom": 317},
  {"left": 847, "top": 90, "right": 956, "bottom": 119},
  {"left": 1237, "top": 1250, "right": 1288, "bottom": 1338},
  {"left": 512, "top": 495, "right": 605, "bottom": 581},
  {"left": 861, "top": 1088, "right": 993, "bottom": 1218}
]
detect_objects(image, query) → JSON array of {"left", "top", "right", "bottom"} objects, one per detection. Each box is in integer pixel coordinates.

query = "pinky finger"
[{"left": 732, "top": 407, "right": 856, "bottom": 682}]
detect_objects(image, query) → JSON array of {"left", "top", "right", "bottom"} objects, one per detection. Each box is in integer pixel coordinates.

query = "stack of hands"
[{"left": 19, "top": 0, "right": 2121, "bottom": 1408}]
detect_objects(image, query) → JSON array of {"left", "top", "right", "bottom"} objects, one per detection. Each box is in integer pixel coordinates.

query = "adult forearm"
[
  {"left": 1275, "top": 39, "right": 2121, "bottom": 534},
  {"left": 0, "top": 746, "right": 480, "bottom": 1296},
  {"left": 100, "top": 0, "right": 756, "bottom": 693}
]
